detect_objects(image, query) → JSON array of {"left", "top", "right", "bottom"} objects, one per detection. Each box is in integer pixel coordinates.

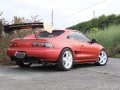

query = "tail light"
[
  {"left": 32, "top": 42, "right": 53, "bottom": 48},
  {"left": 9, "top": 42, "right": 17, "bottom": 47}
]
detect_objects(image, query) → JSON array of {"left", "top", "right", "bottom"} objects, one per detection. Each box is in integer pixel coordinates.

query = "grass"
[
  {"left": 0, "top": 55, "right": 15, "bottom": 65},
  {"left": 112, "top": 54, "right": 120, "bottom": 58},
  {"left": 88, "top": 25, "right": 120, "bottom": 57}
]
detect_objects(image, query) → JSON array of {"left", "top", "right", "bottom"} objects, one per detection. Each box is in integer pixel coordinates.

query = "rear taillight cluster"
[
  {"left": 32, "top": 42, "right": 53, "bottom": 48},
  {"left": 9, "top": 42, "right": 17, "bottom": 47}
]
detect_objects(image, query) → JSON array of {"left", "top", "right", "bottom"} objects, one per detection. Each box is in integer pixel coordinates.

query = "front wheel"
[
  {"left": 16, "top": 60, "right": 32, "bottom": 68},
  {"left": 56, "top": 48, "right": 73, "bottom": 71},
  {"left": 96, "top": 50, "right": 108, "bottom": 66}
]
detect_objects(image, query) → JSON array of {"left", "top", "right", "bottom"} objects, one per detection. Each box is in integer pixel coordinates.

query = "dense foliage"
[
  {"left": 68, "top": 14, "right": 120, "bottom": 33},
  {"left": 88, "top": 25, "right": 120, "bottom": 56}
]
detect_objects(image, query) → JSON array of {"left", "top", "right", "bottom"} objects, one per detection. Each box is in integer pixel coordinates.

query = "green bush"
[
  {"left": 89, "top": 27, "right": 99, "bottom": 33},
  {"left": 88, "top": 25, "right": 120, "bottom": 56}
]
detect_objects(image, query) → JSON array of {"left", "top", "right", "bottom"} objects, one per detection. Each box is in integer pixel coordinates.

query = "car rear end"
[{"left": 7, "top": 30, "right": 65, "bottom": 64}]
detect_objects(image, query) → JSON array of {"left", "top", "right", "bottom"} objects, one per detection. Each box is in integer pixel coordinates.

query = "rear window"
[{"left": 37, "top": 30, "right": 64, "bottom": 38}]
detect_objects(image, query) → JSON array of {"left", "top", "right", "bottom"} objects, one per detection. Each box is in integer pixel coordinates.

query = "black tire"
[
  {"left": 56, "top": 48, "right": 73, "bottom": 71},
  {"left": 96, "top": 50, "right": 108, "bottom": 66},
  {"left": 16, "top": 60, "right": 32, "bottom": 68}
]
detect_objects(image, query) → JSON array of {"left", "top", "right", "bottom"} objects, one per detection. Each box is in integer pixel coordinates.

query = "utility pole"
[
  {"left": 93, "top": 10, "right": 95, "bottom": 18},
  {"left": 51, "top": 10, "right": 53, "bottom": 26}
]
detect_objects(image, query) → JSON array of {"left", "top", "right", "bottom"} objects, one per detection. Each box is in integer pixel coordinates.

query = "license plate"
[{"left": 15, "top": 51, "right": 25, "bottom": 59}]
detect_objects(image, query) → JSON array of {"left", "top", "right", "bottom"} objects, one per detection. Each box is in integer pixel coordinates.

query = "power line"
[
  {"left": 56, "top": 0, "right": 107, "bottom": 23},
  {"left": 64, "top": 0, "right": 107, "bottom": 19}
]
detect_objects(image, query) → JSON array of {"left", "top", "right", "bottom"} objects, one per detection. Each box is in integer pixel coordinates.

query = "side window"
[
  {"left": 76, "top": 32, "right": 90, "bottom": 42},
  {"left": 68, "top": 32, "right": 78, "bottom": 40}
]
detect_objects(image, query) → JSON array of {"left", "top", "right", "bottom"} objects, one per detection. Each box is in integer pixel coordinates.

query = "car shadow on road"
[
  {"left": 73, "top": 63, "right": 97, "bottom": 69},
  {"left": 12, "top": 63, "right": 97, "bottom": 72}
]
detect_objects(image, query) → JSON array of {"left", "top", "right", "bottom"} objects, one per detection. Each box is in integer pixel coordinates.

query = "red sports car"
[{"left": 6, "top": 23, "right": 108, "bottom": 71}]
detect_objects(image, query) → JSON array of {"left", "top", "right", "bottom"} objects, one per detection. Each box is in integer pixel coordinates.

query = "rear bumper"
[{"left": 7, "top": 48, "right": 62, "bottom": 62}]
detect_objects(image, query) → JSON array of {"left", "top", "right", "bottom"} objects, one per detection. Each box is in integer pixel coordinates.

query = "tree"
[
  {"left": 12, "top": 16, "right": 26, "bottom": 24},
  {"left": 0, "top": 11, "right": 3, "bottom": 36}
]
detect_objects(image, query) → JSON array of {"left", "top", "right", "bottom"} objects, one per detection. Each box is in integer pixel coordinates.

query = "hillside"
[{"left": 68, "top": 14, "right": 120, "bottom": 33}]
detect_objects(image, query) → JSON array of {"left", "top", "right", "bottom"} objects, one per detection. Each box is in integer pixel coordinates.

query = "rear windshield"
[{"left": 37, "top": 31, "right": 64, "bottom": 38}]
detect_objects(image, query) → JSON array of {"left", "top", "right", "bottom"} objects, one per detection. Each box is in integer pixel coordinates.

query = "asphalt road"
[{"left": 0, "top": 58, "right": 120, "bottom": 90}]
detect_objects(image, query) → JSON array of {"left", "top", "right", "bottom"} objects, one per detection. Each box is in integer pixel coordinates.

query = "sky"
[{"left": 0, "top": 0, "right": 120, "bottom": 29}]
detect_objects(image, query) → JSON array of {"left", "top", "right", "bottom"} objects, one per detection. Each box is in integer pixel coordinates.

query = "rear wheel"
[
  {"left": 96, "top": 50, "right": 108, "bottom": 66},
  {"left": 16, "top": 60, "right": 32, "bottom": 68},
  {"left": 57, "top": 48, "right": 73, "bottom": 71}
]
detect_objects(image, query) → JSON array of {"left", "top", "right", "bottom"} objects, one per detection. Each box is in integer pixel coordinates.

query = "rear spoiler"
[
  {"left": 4, "top": 23, "right": 44, "bottom": 33},
  {"left": 4, "top": 22, "right": 45, "bottom": 39}
]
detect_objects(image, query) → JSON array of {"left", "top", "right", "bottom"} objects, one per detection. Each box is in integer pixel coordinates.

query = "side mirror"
[
  {"left": 90, "top": 39, "right": 97, "bottom": 43},
  {"left": 67, "top": 36, "right": 70, "bottom": 39}
]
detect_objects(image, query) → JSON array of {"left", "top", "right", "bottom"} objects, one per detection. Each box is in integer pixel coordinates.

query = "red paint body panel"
[
  {"left": 7, "top": 30, "right": 104, "bottom": 63},
  {"left": 7, "top": 47, "right": 62, "bottom": 61}
]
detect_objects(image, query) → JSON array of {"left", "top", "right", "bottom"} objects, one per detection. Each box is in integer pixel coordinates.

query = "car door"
[
  {"left": 68, "top": 32, "right": 83, "bottom": 60},
  {"left": 75, "top": 32, "right": 99, "bottom": 61}
]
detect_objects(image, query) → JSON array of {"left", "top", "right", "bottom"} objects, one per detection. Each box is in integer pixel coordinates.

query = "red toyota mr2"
[{"left": 6, "top": 23, "right": 108, "bottom": 71}]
